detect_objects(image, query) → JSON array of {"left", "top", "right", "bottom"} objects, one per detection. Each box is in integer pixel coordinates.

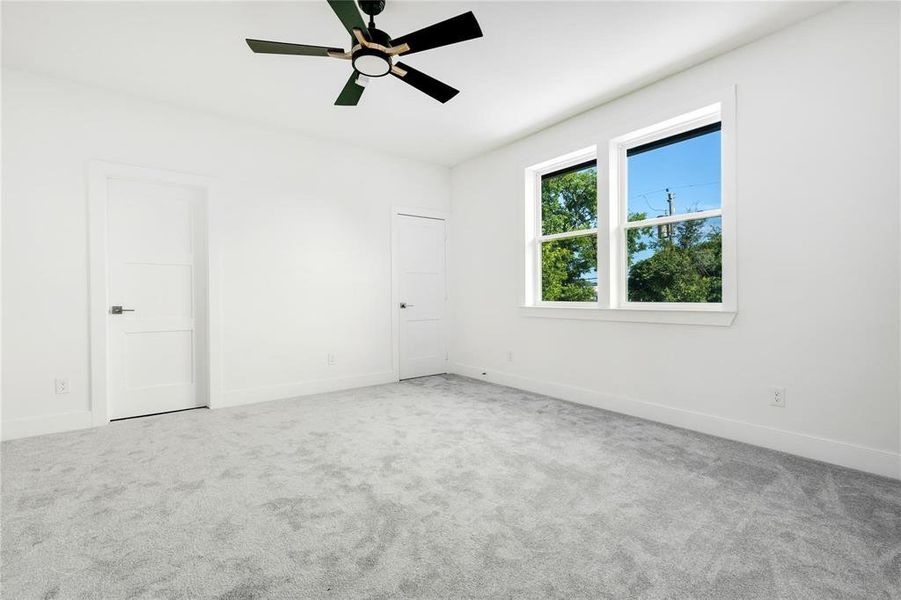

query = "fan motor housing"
[{"left": 366, "top": 27, "right": 392, "bottom": 47}]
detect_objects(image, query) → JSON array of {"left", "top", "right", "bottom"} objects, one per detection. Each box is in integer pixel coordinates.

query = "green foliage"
[
  {"left": 626, "top": 212, "right": 651, "bottom": 264},
  {"left": 540, "top": 168, "right": 597, "bottom": 235},
  {"left": 540, "top": 167, "right": 722, "bottom": 304},
  {"left": 541, "top": 236, "right": 597, "bottom": 301},
  {"left": 627, "top": 219, "right": 722, "bottom": 303},
  {"left": 540, "top": 167, "right": 597, "bottom": 301}
]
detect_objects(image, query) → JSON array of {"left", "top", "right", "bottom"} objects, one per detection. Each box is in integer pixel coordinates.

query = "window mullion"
[
  {"left": 610, "top": 142, "right": 627, "bottom": 309},
  {"left": 596, "top": 142, "right": 614, "bottom": 309}
]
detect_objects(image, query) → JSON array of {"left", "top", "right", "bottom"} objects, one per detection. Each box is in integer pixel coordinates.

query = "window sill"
[{"left": 518, "top": 305, "right": 736, "bottom": 326}]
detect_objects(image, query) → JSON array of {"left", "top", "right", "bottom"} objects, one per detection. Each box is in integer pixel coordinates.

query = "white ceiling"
[{"left": 2, "top": 1, "right": 832, "bottom": 166}]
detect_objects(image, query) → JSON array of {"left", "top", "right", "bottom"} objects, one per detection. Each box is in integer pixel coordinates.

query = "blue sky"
[{"left": 627, "top": 130, "right": 721, "bottom": 218}]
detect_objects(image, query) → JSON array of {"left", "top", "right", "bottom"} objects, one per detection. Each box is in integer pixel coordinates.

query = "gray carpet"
[{"left": 2, "top": 375, "right": 900, "bottom": 599}]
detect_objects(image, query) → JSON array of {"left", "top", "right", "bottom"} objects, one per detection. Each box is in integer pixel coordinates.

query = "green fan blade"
[
  {"left": 245, "top": 39, "right": 343, "bottom": 56},
  {"left": 335, "top": 72, "right": 365, "bottom": 106},
  {"left": 327, "top": 0, "right": 366, "bottom": 40}
]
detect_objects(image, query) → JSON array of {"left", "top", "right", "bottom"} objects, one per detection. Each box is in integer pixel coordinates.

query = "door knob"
[
  {"left": 110, "top": 305, "right": 135, "bottom": 314},
  {"left": 400, "top": 302, "right": 415, "bottom": 309}
]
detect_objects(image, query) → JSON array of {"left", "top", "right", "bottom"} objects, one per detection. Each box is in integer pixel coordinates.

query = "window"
[
  {"left": 622, "top": 122, "right": 722, "bottom": 305},
  {"left": 524, "top": 92, "right": 735, "bottom": 325},
  {"left": 538, "top": 160, "right": 598, "bottom": 302}
]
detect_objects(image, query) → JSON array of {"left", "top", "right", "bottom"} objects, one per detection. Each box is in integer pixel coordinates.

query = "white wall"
[
  {"left": 448, "top": 2, "right": 901, "bottom": 478},
  {"left": 1, "top": 68, "right": 450, "bottom": 437}
]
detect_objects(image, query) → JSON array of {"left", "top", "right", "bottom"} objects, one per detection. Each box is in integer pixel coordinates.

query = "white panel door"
[
  {"left": 107, "top": 179, "right": 206, "bottom": 419},
  {"left": 398, "top": 214, "right": 447, "bottom": 380}
]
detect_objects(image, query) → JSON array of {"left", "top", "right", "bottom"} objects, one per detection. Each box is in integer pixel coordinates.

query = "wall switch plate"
[
  {"left": 54, "top": 378, "right": 70, "bottom": 395},
  {"left": 327, "top": 354, "right": 336, "bottom": 366},
  {"left": 769, "top": 387, "right": 786, "bottom": 408},
  {"left": 506, "top": 351, "right": 513, "bottom": 362}
]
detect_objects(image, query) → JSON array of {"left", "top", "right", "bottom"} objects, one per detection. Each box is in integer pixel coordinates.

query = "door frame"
[
  {"left": 390, "top": 205, "right": 449, "bottom": 381},
  {"left": 87, "top": 161, "right": 222, "bottom": 425}
]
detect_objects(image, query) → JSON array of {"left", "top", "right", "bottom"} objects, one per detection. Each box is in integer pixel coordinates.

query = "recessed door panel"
[
  {"left": 125, "top": 330, "right": 193, "bottom": 390},
  {"left": 107, "top": 180, "right": 194, "bottom": 259}
]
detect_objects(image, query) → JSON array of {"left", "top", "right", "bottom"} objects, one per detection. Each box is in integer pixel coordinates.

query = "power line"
[
  {"left": 640, "top": 194, "right": 666, "bottom": 213},
  {"left": 631, "top": 180, "right": 720, "bottom": 199}
]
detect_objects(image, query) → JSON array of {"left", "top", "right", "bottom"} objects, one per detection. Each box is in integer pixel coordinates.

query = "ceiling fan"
[{"left": 246, "top": 0, "right": 483, "bottom": 105}]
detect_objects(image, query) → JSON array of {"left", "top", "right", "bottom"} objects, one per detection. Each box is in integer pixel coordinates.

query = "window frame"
[
  {"left": 523, "top": 87, "right": 737, "bottom": 325},
  {"left": 612, "top": 107, "right": 726, "bottom": 310},
  {"left": 526, "top": 146, "right": 601, "bottom": 308}
]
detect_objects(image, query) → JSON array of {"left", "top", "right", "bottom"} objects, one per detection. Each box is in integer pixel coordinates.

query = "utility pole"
[{"left": 659, "top": 188, "right": 675, "bottom": 242}]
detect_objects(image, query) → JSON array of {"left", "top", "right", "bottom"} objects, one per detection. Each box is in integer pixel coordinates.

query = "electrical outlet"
[
  {"left": 506, "top": 351, "right": 513, "bottom": 362},
  {"left": 327, "top": 354, "right": 336, "bottom": 366},
  {"left": 54, "top": 378, "right": 70, "bottom": 395},
  {"left": 769, "top": 387, "right": 786, "bottom": 408}
]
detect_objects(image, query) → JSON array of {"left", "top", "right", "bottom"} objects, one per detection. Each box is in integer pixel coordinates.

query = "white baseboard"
[
  {"left": 1, "top": 410, "right": 94, "bottom": 441},
  {"left": 449, "top": 362, "right": 901, "bottom": 480},
  {"left": 2, "top": 372, "right": 398, "bottom": 441},
  {"left": 217, "top": 370, "right": 397, "bottom": 409}
]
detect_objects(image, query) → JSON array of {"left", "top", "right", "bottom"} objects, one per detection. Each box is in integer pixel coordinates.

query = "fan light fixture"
[{"left": 352, "top": 50, "right": 391, "bottom": 77}]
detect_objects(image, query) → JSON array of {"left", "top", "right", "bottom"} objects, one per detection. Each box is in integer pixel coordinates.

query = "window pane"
[
  {"left": 627, "top": 124, "right": 720, "bottom": 223},
  {"left": 541, "top": 161, "right": 597, "bottom": 235},
  {"left": 541, "top": 235, "right": 597, "bottom": 302},
  {"left": 627, "top": 217, "right": 721, "bottom": 303}
]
